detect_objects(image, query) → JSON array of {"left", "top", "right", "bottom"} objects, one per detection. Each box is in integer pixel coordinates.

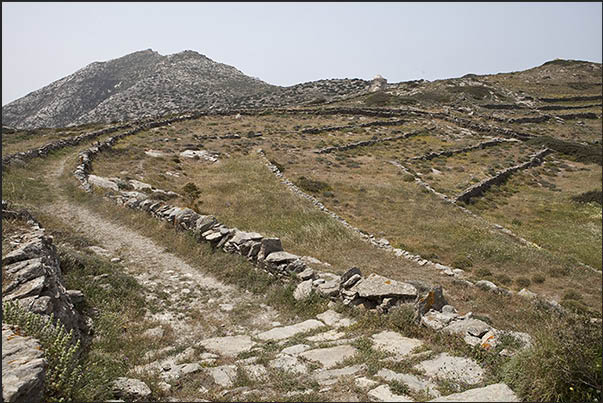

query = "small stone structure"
[{"left": 369, "top": 75, "right": 388, "bottom": 93}]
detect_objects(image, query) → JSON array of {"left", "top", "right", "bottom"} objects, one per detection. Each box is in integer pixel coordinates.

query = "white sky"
[{"left": 2, "top": 2, "right": 602, "bottom": 105}]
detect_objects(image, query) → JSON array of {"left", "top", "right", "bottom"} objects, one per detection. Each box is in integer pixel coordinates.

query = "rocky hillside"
[{"left": 2, "top": 49, "right": 372, "bottom": 129}]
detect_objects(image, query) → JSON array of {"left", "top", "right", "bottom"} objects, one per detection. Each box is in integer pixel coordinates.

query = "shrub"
[
  {"left": 2, "top": 301, "right": 95, "bottom": 401},
  {"left": 452, "top": 255, "right": 474, "bottom": 270},
  {"left": 448, "top": 85, "right": 492, "bottom": 100},
  {"left": 571, "top": 190, "right": 602, "bottom": 205},
  {"left": 562, "top": 290, "right": 583, "bottom": 301},
  {"left": 182, "top": 182, "right": 201, "bottom": 203},
  {"left": 495, "top": 273, "right": 512, "bottom": 285},
  {"left": 295, "top": 176, "right": 332, "bottom": 194},
  {"left": 364, "top": 91, "right": 392, "bottom": 107},
  {"left": 502, "top": 316, "right": 602, "bottom": 402},
  {"left": 402, "top": 174, "right": 416, "bottom": 182},
  {"left": 515, "top": 277, "right": 531, "bottom": 288},
  {"left": 532, "top": 274, "right": 546, "bottom": 284},
  {"left": 474, "top": 268, "right": 492, "bottom": 278}
]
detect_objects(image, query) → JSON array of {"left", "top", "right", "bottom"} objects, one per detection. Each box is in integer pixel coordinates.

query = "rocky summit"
[{"left": 2, "top": 49, "right": 371, "bottom": 129}]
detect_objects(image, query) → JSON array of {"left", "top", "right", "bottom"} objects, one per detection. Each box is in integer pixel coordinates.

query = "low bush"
[
  {"left": 502, "top": 315, "right": 602, "bottom": 402},
  {"left": 571, "top": 190, "right": 602, "bottom": 205},
  {"left": 2, "top": 301, "right": 111, "bottom": 402},
  {"left": 295, "top": 176, "right": 332, "bottom": 193}
]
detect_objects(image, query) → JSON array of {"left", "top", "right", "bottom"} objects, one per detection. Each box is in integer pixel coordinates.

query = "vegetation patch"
[
  {"left": 526, "top": 136, "right": 602, "bottom": 165},
  {"left": 295, "top": 176, "right": 332, "bottom": 193},
  {"left": 571, "top": 190, "right": 603, "bottom": 205}
]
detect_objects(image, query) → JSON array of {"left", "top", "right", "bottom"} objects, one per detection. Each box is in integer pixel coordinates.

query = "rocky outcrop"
[
  {"left": 314, "top": 127, "right": 433, "bottom": 154},
  {"left": 2, "top": 324, "right": 46, "bottom": 403},
  {"left": 455, "top": 148, "right": 552, "bottom": 203},
  {"left": 2, "top": 202, "right": 88, "bottom": 339},
  {"left": 2, "top": 49, "right": 373, "bottom": 129}
]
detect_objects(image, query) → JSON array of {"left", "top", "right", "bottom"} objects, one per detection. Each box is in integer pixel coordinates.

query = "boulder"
[
  {"left": 350, "top": 273, "right": 417, "bottom": 300},
  {"left": 415, "top": 286, "right": 447, "bottom": 318},
  {"left": 367, "top": 385, "right": 413, "bottom": 402},
  {"left": 371, "top": 330, "right": 424, "bottom": 359},
  {"left": 112, "top": 377, "right": 152, "bottom": 401},
  {"left": 299, "top": 345, "right": 358, "bottom": 369},
  {"left": 293, "top": 280, "right": 314, "bottom": 301},
  {"left": 197, "top": 335, "right": 256, "bottom": 357}
]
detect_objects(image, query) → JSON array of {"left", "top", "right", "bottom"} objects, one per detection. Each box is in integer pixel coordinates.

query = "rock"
[
  {"left": 195, "top": 215, "right": 218, "bottom": 235},
  {"left": 110, "top": 257, "right": 121, "bottom": 263},
  {"left": 66, "top": 289, "right": 85, "bottom": 304},
  {"left": 299, "top": 345, "right": 357, "bottom": 369},
  {"left": 442, "top": 318, "right": 492, "bottom": 340},
  {"left": 243, "top": 364, "right": 268, "bottom": 381},
  {"left": 286, "top": 258, "right": 307, "bottom": 274},
  {"left": 341, "top": 274, "right": 362, "bottom": 289},
  {"left": 142, "top": 326, "right": 164, "bottom": 338},
  {"left": 87, "top": 245, "right": 112, "bottom": 257},
  {"left": 265, "top": 251, "right": 299, "bottom": 264},
  {"left": 162, "top": 362, "right": 202, "bottom": 381},
  {"left": 293, "top": 280, "right": 314, "bottom": 301},
  {"left": 428, "top": 383, "right": 519, "bottom": 402},
  {"left": 297, "top": 267, "right": 315, "bottom": 281},
  {"left": 350, "top": 273, "right": 417, "bottom": 299},
  {"left": 225, "top": 230, "right": 262, "bottom": 249},
  {"left": 371, "top": 330, "right": 424, "bottom": 359},
  {"left": 205, "top": 365, "right": 237, "bottom": 387},
  {"left": 280, "top": 344, "right": 310, "bottom": 356},
  {"left": 312, "top": 365, "right": 364, "bottom": 386},
  {"left": 316, "top": 273, "right": 341, "bottom": 297},
  {"left": 256, "top": 319, "right": 325, "bottom": 341},
  {"left": 414, "top": 353, "right": 484, "bottom": 385},
  {"left": 2, "top": 324, "right": 46, "bottom": 403},
  {"left": 198, "top": 335, "right": 256, "bottom": 357},
  {"left": 415, "top": 286, "right": 447, "bottom": 318},
  {"left": 340, "top": 267, "right": 362, "bottom": 285},
  {"left": 421, "top": 310, "right": 459, "bottom": 331},
  {"left": 518, "top": 288, "right": 537, "bottom": 299},
  {"left": 367, "top": 385, "right": 413, "bottom": 402},
  {"left": 257, "top": 238, "right": 283, "bottom": 262},
  {"left": 88, "top": 175, "right": 119, "bottom": 191},
  {"left": 307, "top": 329, "right": 346, "bottom": 342},
  {"left": 112, "top": 377, "right": 152, "bottom": 401},
  {"left": 269, "top": 354, "right": 308, "bottom": 374},
  {"left": 316, "top": 309, "right": 357, "bottom": 328},
  {"left": 355, "top": 376, "right": 379, "bottom": 389},
  {"left": 376, "top": 368, "right": 440, "bottom": 398},
  {"left": 475, "top": 280, "right": 499, "bottom": 292}
]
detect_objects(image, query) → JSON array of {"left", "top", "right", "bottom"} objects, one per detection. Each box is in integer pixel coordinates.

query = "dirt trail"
[{"left": 29, "top": 154, "right": 517, "bottom": 402}]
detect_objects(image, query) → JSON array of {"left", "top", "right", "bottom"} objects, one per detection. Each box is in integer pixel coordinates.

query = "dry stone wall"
[
  {"left": 1, "top": 123, "right": 132, "bottom": 168},
  {"left": 410, "top": 138, "right": 518, "bottom": 161},
  {"left": 301, "top": 118, "right": 407, "bottom": 134},
  {"left": 455, "top": 148, "right": 552, "bottom": 204},
  {"left": 1, "top": 202, "right": 88, "bottom": 340},
  {"left": 314, "top": 127, "right": 433, "bottom": 154}
]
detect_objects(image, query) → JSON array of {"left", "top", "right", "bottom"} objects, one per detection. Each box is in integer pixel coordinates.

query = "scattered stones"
[
  {"left": 142, "top": 326, "right": 164, "bottom": 338},
  {"left": 198, "top": 335, "right": 256, "bottom": 357},
  {"left": 414, "top": 353, "right": 484, "bottom": 385},
  {"left": 242, "top": 364, "right": 268, "bottom": 381},
  {"left": 299, "top": 345, "right": 357, "bottom": 369},
  {"left": 112, "top": 377, "right": 152, "bottom": 402},
  {"left": 428, "top": 383, "right": 519, "bottom": 402}
]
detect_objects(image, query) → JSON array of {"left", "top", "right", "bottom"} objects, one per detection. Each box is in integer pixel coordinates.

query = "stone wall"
[
  {"left": 455, "top": 149, "right": 552, "bottom": 204},
  {"left": 1, "top": 123, "right": 132, "bottom": 168},
  {"left": 2, "top": 202, "right": 88, "bottom": 340},
  {"left": 301, "top": 118, "right": 407, "bottom": 134},
  {"left": 539, "top": 95, "right": 602, "bottom": 103},
  {"left": 410, "top": 138, "right": 518, "bottom": 161},
  {"left": 537, "top": 103, "right": 602, "bottom": 111},
  {"left": 315, "top": 127, "right": 433, "bottom": 154}
]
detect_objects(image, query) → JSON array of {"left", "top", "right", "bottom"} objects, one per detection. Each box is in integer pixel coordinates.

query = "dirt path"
[{"left": 31, "top": 154, "right": 514, "bottom": 402}]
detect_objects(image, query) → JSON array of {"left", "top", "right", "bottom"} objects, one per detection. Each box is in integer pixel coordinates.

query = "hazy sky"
[{"left": 2, "top": 2, "right": 602, "bottom": 105}]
